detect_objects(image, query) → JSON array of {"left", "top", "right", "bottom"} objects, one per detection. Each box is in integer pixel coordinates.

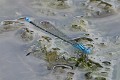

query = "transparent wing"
[{"left": 39, "top": 21, "right": 77, "bottom": 45}]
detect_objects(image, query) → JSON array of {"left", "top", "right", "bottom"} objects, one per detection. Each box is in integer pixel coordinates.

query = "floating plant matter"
[
  {"left": 23, "top": 17, "right": 116, "bottom": 80},
  {"left": 0, "top": 17, "right": 114, "bottom": 80},
  {"left": 70, "top": 17, "right": 89, "bottom": 32},
  {"left": 94, "top": 77, "right": 106, "bottom": 80},
  {"left": 85, "top": 72, "right": 93, "bottom": 79},
  {"left": 65, "top": 72, "right": 74, "bottom": 80},
  {"left": 29, "top": 0, "right": 75, "bottom": 19},
  {"left": 48, "top": 0, "right": 72, "bottom": 9},
  {"left": 102, "top": 61, "right": 111, "bottom": 66},
  {"left": 16, "top": 28, "right": 34, "bottom": 42},
  {"left": 0, "top": 20, "right": 24, "bottom": 33},
  {"left": 1, "top": 0, "right": 120, "bottom": 79},
  {"left": 85, "top": 0, "right": 117, "bottom": 18},
  {"left": 74, "top": 37, "right": 93, "bottom": 43}
]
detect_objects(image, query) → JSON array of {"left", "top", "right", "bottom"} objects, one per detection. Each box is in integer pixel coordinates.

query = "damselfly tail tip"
[{"left": 25, "top": 17, "right": 31, "bottom": 22}]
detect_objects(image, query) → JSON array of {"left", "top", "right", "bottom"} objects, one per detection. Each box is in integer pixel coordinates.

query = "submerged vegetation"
[
  {"left": 0, "top": 17, "right": 114, "bottom": 80},
  {"left": 18, "top": 19, "right": 114, "bottom": 80},
  {"left": 74, "top": 37, "right": 93, "bottom": 42},
  {"left": 70, "top": 17, "right": 88, "bottom": 32},
  {"left": 0, "top": 20, "right": 24, "bottom": 33},
  {"left": 94, "top": 77, "right": 106, "bottom": 80},
  {"left": 74, "top": 54, "right": 103, "bottom": 69},
  {"left": 1, "top": 0, "right": 119, "bottom": 79},
  {"left": 24, "top": 21, "right": 113, "bottom": 80},
  {"left": 85, "top": 0, "right": 117, "bottom": 18},
  {"left": 16, "top": 27, "right": 34, "bottom": 42},
  {"left": 48, "top": 0, "right": 71, "bottom": 9}
]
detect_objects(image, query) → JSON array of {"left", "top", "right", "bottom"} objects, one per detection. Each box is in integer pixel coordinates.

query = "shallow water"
[{"left": 0, "top": 0, "right": 120, "bottom": 80}]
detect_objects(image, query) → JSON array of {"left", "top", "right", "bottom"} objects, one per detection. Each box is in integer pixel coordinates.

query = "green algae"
[
  {"left": 48, "top": 0, "right": 71, "bottom": 9},
  {"left": 70, "top": 19, "right": 88, "bottom": 32},
  {"left": 85, "top": 71, "right": 108, "bottom": 80},
  {"left": 68, "top": 54, "right": 103, "bottom": 70},
  {"left": 89, "top": 0, "right": 101, "bottom": 3},
  {"left": 94, "top": 77, "right": 106, "bottom": 80},
  {"left": 52, "top": 48, "right": 61, "bottom": 51},
  {"left": 74, "top": 37, "right": 93, "bottom": 42},
  {"left": 0, "top": 20, "right": 23, "bottom": 33},
  {"left": 98, "top": 1, "right": 112, "bottom": 8},
  {"left": 86, "top": 44, "right": 94, "bottom": 47},
  {"left": 85, "top": 72, "right": 93, "bottom": 79},
  {"left": 85, "top": 0, "right": 116, "bottom": 18},
  {"left": 65, "top": 72, "right": 74, "bottom": 80},
  {"left": 20, "top": 28, "right": 34, "bottom": 42},
  {"left": 45, "top": 51, "right": 58, "bottom": 63},
  {"left": 2, "top": 20, "right": 15, "bottom": 25},
  {"left": 41, "top": 36, "right": 52, "bottom": 42}
]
